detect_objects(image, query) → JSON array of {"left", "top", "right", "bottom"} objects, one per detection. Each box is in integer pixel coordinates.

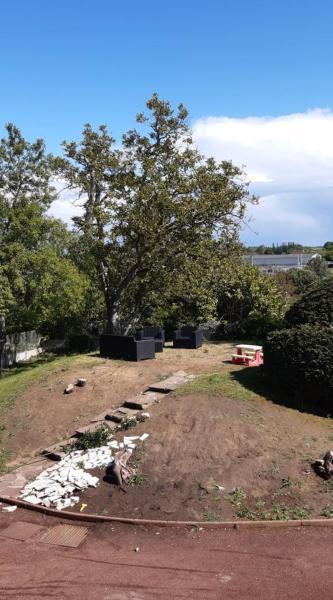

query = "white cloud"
[
  {"left": 193, "top": 109, "right": 333, "bottom": 245},
  {"left": 48, "top": 178, "right": 84, "bottom": 224},
  {"left": 48, "top": 109, "right": 333, "bottom": 245}
]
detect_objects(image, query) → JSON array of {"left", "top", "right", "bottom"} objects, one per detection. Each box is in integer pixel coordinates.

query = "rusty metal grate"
[
  {"left": 38, "top": 524, "right": 90, "bottom": 547},
  {"left": 0, "top": 521, "right": 45, "bottom": 541}
]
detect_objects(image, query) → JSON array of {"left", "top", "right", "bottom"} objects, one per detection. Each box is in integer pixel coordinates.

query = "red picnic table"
[{"left": 231, "top": 344, "right": 263, "bottom": 367}]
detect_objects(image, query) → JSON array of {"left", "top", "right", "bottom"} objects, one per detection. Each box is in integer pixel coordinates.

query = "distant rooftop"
[{"left": 243, "top": 253, "right": 321, "bottom": 271}]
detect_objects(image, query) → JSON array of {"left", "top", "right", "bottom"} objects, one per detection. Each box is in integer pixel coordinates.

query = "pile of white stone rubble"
[{"left": 20, "top": 433, "right": 149, "bottom": 511}]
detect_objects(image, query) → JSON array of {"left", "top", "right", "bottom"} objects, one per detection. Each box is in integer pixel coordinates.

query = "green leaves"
[
  {"left": 3, "top": 247, "right": 89, "bottom": 335},
  {"left": 286, "top": 277, "right": 333, "bottom": 327},
  {"left": 216, "top": 262, "right": 287, "bottom": 338},
  {"left": 0, "top": 125, "right": 93, "bottom": 337},
  {"left": 59, "top": 94, "right": 255, "bottom": 332}
]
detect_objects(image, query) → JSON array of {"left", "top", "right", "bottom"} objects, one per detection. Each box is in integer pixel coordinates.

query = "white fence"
[{"left": 3, "top": 330, "right": 43, "bottom": 367}]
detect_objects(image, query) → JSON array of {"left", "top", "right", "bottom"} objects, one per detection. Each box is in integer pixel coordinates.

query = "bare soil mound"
[
  {"left": 75, "top": 386, "right": 333, "bottom": 521},
  {"left": 2, "top": 343, "right": 232, "bottom": 465}
]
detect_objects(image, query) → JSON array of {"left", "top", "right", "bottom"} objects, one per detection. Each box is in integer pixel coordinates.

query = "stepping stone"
[
  {"left": 106, "top": 407, "right": 140, "bottom": 423},
  {"left": 123, "top": 392, "right": 159, "bottom": 410},
  {"left": 148, "top": 376, "right": 187, "bottom": 393},
  {"left": 90, "top": 408, "right": 114, "bottom": 423},
  {"left": 148, "top": 372, "right": 196, "bottom": 393},
  {"left": 74, "top": 421, "right": 116, "bottom": 436},
  {"left": 42, "top": 439, "right": 74, "bottom": 460}
]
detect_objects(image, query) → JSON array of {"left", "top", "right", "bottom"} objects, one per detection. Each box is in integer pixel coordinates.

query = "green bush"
[
  {"left": 286, "top": 278, "right": 333, "bottom": 327},
  {"left": 216, "top": 263, "right": 286, "bottom": 340},
  {"left": 264, "top": 325, "right": 333, "bottom": 403},
  {"left": 67, "top": 333, "right": 98, "bottom": 353}
]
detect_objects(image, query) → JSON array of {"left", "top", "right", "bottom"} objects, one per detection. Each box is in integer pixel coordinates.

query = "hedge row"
[
  {"left": 263, "top": 324, "right": 333, "bottom": 403},
  {"left": 286, "top": 277, "right": 333, "bottom": 327}
]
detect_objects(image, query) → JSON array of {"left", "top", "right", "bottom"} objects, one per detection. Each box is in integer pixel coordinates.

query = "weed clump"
[{"left": 73, "top": 425, "right": 111, "bottom": 450}]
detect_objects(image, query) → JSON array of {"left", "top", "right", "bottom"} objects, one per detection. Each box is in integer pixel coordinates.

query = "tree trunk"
[
  {"left": 106, "top": 299, "right": 119, "bottom": 334},
  {"left": 98, "top": 261, "right": 119, "bottom": 334}
]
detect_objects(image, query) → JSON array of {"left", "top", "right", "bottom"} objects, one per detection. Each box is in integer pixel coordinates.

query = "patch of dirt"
[
  {"left": 75, "top": 388, "right": 333, "bottom": 521},
  {"left": 2, "top": 343, "right": 232, "bottom": 465},
  {"left": 5, "top": 341, "right": 333, "bottom": 521}
]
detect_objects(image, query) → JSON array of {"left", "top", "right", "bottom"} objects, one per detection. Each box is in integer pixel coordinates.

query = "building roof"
[{"left": 243, "top": 253, "right": 321, "bottom": 268}]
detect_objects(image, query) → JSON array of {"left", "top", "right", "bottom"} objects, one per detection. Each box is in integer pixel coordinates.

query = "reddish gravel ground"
[{"left": 0, "top": 507, "right": 333, "bottom": 599}]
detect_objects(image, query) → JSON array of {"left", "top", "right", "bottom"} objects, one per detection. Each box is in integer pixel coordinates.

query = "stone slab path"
[{"left": 0, "top": 370, "right": 195, "bottom": 500}]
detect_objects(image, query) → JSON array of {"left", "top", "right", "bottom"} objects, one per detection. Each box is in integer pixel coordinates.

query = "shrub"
[
  {"left": 275, "top": 268, "right": 318, "bottom": 298},
  {"left": 264, "top": 325, "right": 333, "bottom": 403},
  {"left": 67, "top": 333, "right": 98, "bottom": 353},
  {"left": 286, "top": 278, "right": 333, "bottom": 327},
  {"left": 216, "top": 264, "right": 286, "bottom": 339},
  {"left": 216, "top": 263, "right": 286, "bottom": 340}
]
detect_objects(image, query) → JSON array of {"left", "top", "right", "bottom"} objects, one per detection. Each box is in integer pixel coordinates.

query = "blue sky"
[{"left": 1, "top": 0, "right": 333, "bottom": 245}]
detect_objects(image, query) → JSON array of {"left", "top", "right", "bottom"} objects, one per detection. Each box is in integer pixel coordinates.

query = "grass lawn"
[{"left": 177, "top": 367, "right": 260, "bottom": 402}]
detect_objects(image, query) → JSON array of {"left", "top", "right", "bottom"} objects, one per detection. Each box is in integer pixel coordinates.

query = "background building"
[{"left": 243, "top": 253, "right": 322, "bottom": 273}]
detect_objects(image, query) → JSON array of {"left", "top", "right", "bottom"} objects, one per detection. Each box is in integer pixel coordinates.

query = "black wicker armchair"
[
  {"left": 99, "top": 334, "right": 155, "bottom": 361},
  {"left": 136, "top": 326, "right": 165, "bottom": 353},
  {"left": 173, "top": 326, "right": 203, "bottom": 349}
]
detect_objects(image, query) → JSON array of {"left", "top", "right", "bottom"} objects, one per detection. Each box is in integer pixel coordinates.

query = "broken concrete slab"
[
  {"left": 74, "top": 421, "right": 116, "bottom": 436},
  {"left": 123, "top": 392, "right": 158, "bottom": 410},
  {"left": 2, "top": 505, "right": 17, "bottom": 512},
  {"left": 42, "top": 439, "right": 74, "bottom": 460},
  {"left": 90, "top": 409, "right": 114, "bottom": 423},
  {"left": 106, "top": 407, "right": 140, "bottom": 423},
  {"left": 19, "top": 430, "right": 150, "bottom": 510},
  {"left": 43, "top": 449, "right": 67, "bottom": 461},
  {"left": 147, "top": 372, "right": 196, "bottom": 393},
  {"left": 147, "top": 377, "right": 186, "bottom": 393},
  {"left": 64, "top": 384, "right": 75, "bottom": 394}
]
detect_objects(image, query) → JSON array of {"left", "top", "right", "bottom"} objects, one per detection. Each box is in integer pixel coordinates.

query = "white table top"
[{"left": 236, "top": 344, "right": 262, "bottom": 351}]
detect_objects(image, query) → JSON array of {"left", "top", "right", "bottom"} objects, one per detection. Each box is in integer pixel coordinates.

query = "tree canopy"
[
  {"left": 58, "top": 94, "right": 255, "bottom": 333},
  {"left": 0, "top": 124, "right": 89, "bottom": 335},
  {"left": 0, "top": 97, "right": 290, "bottom": 343}
]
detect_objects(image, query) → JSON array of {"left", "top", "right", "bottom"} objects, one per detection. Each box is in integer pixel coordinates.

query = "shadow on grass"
[
  {"left": 0, "top": 353, "right": 63, "bottom": 380},
  {"left": 0, "top": 350, "right": 98, "bottom": 382},
  {"left": 232, "top": 367, "right": 331, "bottom": 418}
]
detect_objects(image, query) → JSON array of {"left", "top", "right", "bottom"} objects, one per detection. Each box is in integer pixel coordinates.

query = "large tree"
[
  {"left": 59, "top": 95, "right": 255, "bottom": 333},
  {"left": 0, "top": 124, "right": 89, "bottom": 335}
]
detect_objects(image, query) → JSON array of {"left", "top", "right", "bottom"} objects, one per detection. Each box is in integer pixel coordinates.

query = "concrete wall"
[{"left": 3, "top": 330, "right": 43, "bottom": 367}]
